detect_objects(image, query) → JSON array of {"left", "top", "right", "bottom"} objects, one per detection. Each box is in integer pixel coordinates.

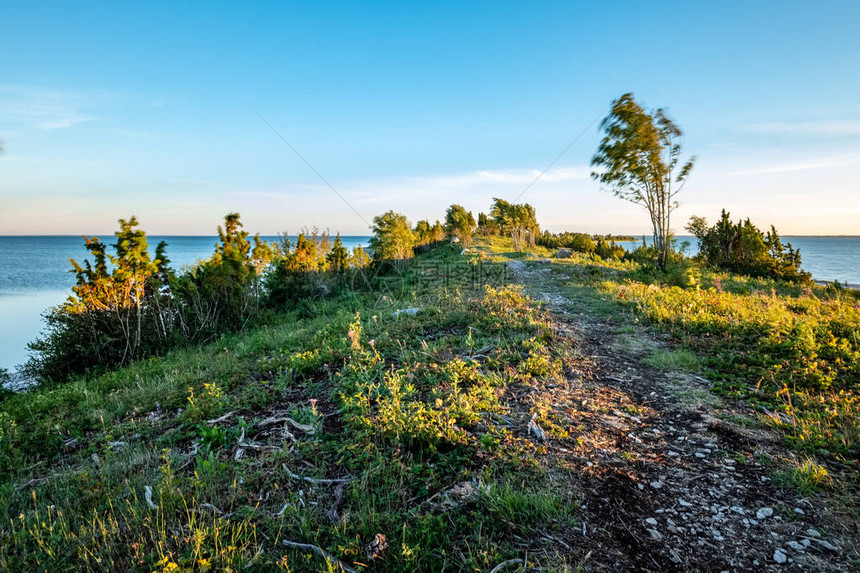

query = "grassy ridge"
[
  {"left": 0, "top": 245, "right": 582, "bottom": 571},
  {"left": 476, "top": 237, "right": 860, "bottom": 462}
]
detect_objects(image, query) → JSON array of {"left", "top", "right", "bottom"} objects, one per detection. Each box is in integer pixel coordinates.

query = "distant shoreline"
[{"left": 814, "top": 280, "right": 860, "bottom": 291}]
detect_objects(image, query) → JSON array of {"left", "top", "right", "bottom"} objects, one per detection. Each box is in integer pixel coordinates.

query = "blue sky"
[{"left": 1, "top": 1, "right": 859, "bottom": 235}]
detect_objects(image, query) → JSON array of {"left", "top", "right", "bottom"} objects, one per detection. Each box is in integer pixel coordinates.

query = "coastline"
[{"left": 814, "top": 279, "right": 860, "bottom": 290}]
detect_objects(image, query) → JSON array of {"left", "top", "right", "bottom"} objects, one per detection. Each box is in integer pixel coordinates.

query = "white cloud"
[
  {"left": 733, "top": 152, "right": 860, "bottom": 175},
  {"left": 748, "top": 121, "right": 860, "bottom": 136}
]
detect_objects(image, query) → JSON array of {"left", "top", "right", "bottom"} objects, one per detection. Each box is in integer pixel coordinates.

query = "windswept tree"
[
  {"left": 489, "top": 198, "right": 540, "bottom": 250},
  {"left": 444, "top": 204, "right": 477, "bottom": 244},
  {"left": 591, "top": 93, "right": 695, "bottom": 269},
  {"left": 413, "top": 219, "right": 434, "bottom": 246},
  {"left": 369, "top": 210, "right": 415, "bottom": 260}
]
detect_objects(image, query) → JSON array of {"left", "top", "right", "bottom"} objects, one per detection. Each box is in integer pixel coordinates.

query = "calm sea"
[
  {"left": 0, "top": 235, "right": 370, "bottom": 371},
  {"left": 615, "top": 236, "right": 860, "bottom": 286},
  {"left": 1, "top": 235, "right": 857, "bottom": 371}
]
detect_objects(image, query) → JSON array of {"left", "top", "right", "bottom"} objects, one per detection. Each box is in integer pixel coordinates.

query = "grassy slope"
[
  {"left": 0, "top": 245, "right": 583, "bottom": 572},
  {"left": 1, "top": 237, "right": 858, "bottom": 571}
]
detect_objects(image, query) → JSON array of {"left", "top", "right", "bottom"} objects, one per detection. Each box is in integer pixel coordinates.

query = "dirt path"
[{"left": 507, "top": 259, "right": 856, "bottom": 572}]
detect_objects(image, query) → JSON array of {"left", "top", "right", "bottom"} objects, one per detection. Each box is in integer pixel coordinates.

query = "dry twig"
[{"left": 281, "top": 539, "right": 358, "bottom": 573}]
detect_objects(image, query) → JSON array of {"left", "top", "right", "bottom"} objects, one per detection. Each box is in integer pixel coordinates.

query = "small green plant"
[
  {"left": 185, "top": 382, "right": 225, "bottom": 420},
  {"left": 773, "top": 457, "right": 831, "bottom": 495},
  {"left": 644, "top": 348, "right": 700, "bottom": 372}
]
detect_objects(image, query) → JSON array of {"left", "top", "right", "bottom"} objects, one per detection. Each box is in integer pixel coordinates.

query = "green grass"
[
  {"left": 644, "top": 348, "right": 701, "bottom": 372},
  {"left": 0, "top": 245, "right": 583, "bottom": 571},
  {"left": 773, "top": 457, "right": 832, "bottom": 495}
]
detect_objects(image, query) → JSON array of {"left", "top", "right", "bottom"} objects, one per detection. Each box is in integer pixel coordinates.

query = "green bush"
[{"left": 688, "top": 210, "right": 811, "bottom": 283}]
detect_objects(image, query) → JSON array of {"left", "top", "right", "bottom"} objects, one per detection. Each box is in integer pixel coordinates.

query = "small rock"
[
  {"left": 645, "top": 517, "right": 658, "bottom": 526},
  {"left": 773, "top": 549, "right": 787, "bottom": 564},
  {"left": 647, "top": 528, "right": 663, "bottom": 541},
  {"left": 800, "top": 539, "right": 811, "bottom": 548},
  {"left": 793, "top": 508, "right": 805, "bottom": 515},
  {"left": 730, "top": 506, "right": 746, "bottom": 515},
  {"left": 806, "top": 528, "right": 821, "bottom": 537},
  {"left": 392, "top": 307, "right": 420, "bottom": 317},
  {"left": 757, "top": 507, "right": 774, "bottom": 519},
  {"left": 668, "top": 450, "right": 680, "bottom": 457},
  {"left": 556, "top": 248, "right": 573, "bottom": 259},
  {"left": 679, "top": 499, "right": 692, "bottom": 507},
  {"left": 695, "top": 452, "right": 706, "bottom": 458},
  {"left": 650, "top": 481, "right": 663, "bottom": 489},
  {"left": 786, "top": 541, "right": 805, "bottom": 552}
]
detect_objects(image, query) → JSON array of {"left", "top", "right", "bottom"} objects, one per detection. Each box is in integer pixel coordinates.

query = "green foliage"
[
  {"left": 591, "top": 93, "right": 695, "bottom": 269},
  {"left": 326, "top": 233, "right": 349, "bottom": 272},
  {"left": 773, "top": 457, "right": 832, "bottom": 495},
  {"left": 489, "top": 198, "right": 540, "bottom": 251},
  {"left": 689, "top": 210, "right": 811, "bottom": 283},
  {"left": 594, "top": 236, "right": 625, "bottom": 260},
  {"left": 477, "top": 212, "right": 500, "bottom": 236},
  {"left": 264, "top": 230, "right": 330, "bottom": 308},
  {"left": 25, "top": 217, "right": 177, "bottom": 382},
  {"left": 369, "top": 210, "right": 416, "bottom": 260},
  {"left": 538, "top": 231, "right": 595, "bottom": 253},
  {"left": 173, "top": 213, "right": 273, "bottom": 340},
  {"left": 444, "top": 204, "right": 477, "bottom": 245}
]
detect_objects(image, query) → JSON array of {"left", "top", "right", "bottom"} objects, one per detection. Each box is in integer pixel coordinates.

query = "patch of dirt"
[{"left": 505, "top": 260, "right": 858, "bottom": 572}]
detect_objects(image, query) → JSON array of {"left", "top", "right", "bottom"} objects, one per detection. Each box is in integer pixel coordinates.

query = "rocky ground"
[{"left": 507, "top": 260, "right": 858, "bottom": 572}]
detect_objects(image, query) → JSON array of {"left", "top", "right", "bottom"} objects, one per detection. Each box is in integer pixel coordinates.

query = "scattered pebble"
[
  {"left": 773, "top": 549, "right": 787, "bottom": 564},
  {"left": 786, "top": 541, "right": 805, "bottom": 552},
  {"left": 647, "top": 528, "right": 663, "bottom": 541},
  {"left": 794, "top": 508, "right": 805, "bottom": 515},
  {"left": 756, "top": 507, "right": 774, "bottom": 519},
  {"left": 650, "top": 481, "right": 663, "bottom": 489},
  {"left": 645, "top": 517, "right": 658, "bottom": 526}
]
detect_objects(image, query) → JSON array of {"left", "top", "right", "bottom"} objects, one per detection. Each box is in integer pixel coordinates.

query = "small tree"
[
  {"left": 591, "top": 93, "right": 695, "bottom": 269},
  {"left": 413, "top": 220, "right": 434, "bottom": 246},
  {"left": 326, "top": 234, "right": 350, "bottom": 272},
  {"left": 369, "top": 211, "right": 415, "bottom": 260},
  {"left": 444, "top": 204, "right": 477, "bottom": 245},
  {"left": 489, "top": 198, "right": 540, "bottom": 250}
]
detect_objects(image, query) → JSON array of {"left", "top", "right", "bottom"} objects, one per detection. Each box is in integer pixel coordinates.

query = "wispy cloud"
[
  {"left": 733, "top": 152, "right": 860, "bottom": 175},
  {"left": 344, "top": 167, "right": 590, "bottom": 205},
  {"left": 217, "top": 166, "right": 591, "bottom": 212},
  {"left": 0, "top": 85, "right": 98, "bottom": 131},
  {"left": 748, "top": 121, "right": 860, "bottom": 137}
]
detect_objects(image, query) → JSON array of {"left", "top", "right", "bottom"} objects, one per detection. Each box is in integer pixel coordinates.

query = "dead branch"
[
  {"left": 257, "top": 416, "right": 315, "bottom": 434},
  {"left": 490, "top": 558, "right": 524, "bottom": 573},
  {"left": 144, "top": 485, "right": 158, "bottom": 510},
  {"left": 205, "top": 411, "right": 235, "bottom": 425},
  {"left": 282, "top": 464, "right": 352, "bottom": 485},
  {"left": 327, "top": 481, "right": 347, "bottom": 523},
  {"left": 281, "top": 539, "right": 358, "bottom": 573}
]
